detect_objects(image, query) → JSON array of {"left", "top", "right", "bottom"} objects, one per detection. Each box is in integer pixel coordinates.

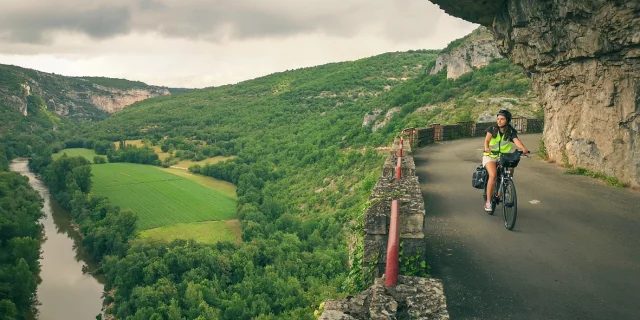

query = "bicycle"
[{"left": 482, "top": 149, "right": 528, "bottom": 230}]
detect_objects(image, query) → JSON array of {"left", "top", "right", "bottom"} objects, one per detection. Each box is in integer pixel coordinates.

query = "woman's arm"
[
  {"left": 484, "top": 132, "right": 492, "bottom": 154},
  {"left": 513, "top": 138, "right": 530, "bottom": 154}
]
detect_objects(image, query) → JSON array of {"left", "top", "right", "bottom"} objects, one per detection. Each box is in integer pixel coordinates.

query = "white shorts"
[{"left": 482, "top": 156, "right": 499, "bottom": 167}]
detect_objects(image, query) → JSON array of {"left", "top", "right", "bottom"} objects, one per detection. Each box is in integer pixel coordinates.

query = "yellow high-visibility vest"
[{"left": 485, "top": 130, "right": 513, "bottom": 158}]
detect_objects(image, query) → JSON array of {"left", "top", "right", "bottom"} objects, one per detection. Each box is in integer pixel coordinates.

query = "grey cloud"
[
  {"left": 0, "top": 0, "right": 456, "bottom": 44},
  {"left": 134, "top": 0, "right": 377, "bottom": 41},
  {"left": 136, "top": 0, "right": 166, "bottom": 11},
  {"left": 0, "top": 5, "right": 131, "bottom": 43}
]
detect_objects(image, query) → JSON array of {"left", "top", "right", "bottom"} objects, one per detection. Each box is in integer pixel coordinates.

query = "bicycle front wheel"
[{"left": 502, "top": 179, "right": 517, "bottom": 230}]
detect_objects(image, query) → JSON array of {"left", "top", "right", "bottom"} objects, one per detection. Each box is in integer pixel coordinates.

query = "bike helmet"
[{"left": 497, "top": 109, "right": 512, "bottom": 123}]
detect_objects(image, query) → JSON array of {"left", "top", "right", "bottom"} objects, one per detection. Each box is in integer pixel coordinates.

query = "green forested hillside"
[
  {"left": 376, "top": 58, "right": 540, "bottom": 131},
  {"left": 71, "top": 46, "right": 536, "bottom": 319},
  {"left": 0, "top": 101, "right": 60, "bottom": 167},
  {"left": 0, "top": 28, "right": 541, "bottom": 319}
]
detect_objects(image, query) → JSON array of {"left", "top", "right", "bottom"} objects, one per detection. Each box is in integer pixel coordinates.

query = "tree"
[
  {"left": 0, "top": 145, "right": 8, "bottom": 171},
  {"left": 11, "top": 259, "right": 37, "bottom": 315},
  {"left": 93, "top": 156, "right": 106, "bottom": 164},
  {"left": 7, "top": 237, "right": 41, "bottom": 274},
  {"left": 0, "top": 300, "right": 17, "bottom": 320},
  {"left": 72, "top": 165, "right": 92, "bottom": 193}
]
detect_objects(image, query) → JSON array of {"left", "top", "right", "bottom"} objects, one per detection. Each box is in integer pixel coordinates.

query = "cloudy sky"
[{"left": 0, "top": 0, "right": 478, "bottom": 88}]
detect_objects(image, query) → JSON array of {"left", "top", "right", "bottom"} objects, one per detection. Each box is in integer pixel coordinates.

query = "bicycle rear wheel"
[{"left": 502, "top": 179, "right": 517, "bottom": 230}]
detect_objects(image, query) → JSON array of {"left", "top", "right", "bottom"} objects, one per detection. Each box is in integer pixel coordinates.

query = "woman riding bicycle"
[{"left": 483, "top": 109, "right": 530, "bottom": 212}]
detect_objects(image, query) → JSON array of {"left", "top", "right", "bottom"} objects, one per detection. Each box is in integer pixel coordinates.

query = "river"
[{"left": 9, "top": 159, "right": 104, "bottom": 320}]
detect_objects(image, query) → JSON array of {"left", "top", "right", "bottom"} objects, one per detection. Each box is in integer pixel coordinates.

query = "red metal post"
[
  {"left": 385, "top": 200, "right": 400, "bottom": 287},
  {"left": 396, "top": 156, "right": 402, "bottom": 179},
  {"left": 432, "top": 123, "right": 441, "bottom": 141}
]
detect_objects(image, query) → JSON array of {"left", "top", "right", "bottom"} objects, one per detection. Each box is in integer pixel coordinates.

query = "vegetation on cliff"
[{"left": 0, "top": 29, "right": 540, "bottom": 319}]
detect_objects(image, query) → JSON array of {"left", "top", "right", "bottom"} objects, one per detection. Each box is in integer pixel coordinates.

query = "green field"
[
  {"left": 159, "top": 167, "right": 237, "bottom": 199},
  {"left": 91, "top": 163, "right": 236, "bottom": 230},
  {"left": 138, "top": 220, "right": 242, "bottom": 244},
  {"left": 173, "top": 156, "right": 236, "bottom": 169},
  {"left": 54, "top": 148, "right": 107, "bottom": 163}
]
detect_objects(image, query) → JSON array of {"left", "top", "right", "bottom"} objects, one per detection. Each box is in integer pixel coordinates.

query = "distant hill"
[
  {"left": 85, "top": 50, "right": 441, "bottom": 143},
  {"left": 0, "top": 64, "right": 181, "bottom": 120},
  {"left": 366, "top": 27, "right": 540, "bottom": 132},
  {"left": 83, "top": 28, "right": 538, "bottom": 147}
]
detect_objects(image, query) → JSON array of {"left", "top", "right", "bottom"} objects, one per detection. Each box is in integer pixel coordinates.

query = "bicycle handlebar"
[{"left": 487, "top": 149, "right": 531, "bottom": 157}]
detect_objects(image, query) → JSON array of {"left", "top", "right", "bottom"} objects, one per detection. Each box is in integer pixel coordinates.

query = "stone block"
[
  {"left": 322, "top": 275, "right": 449, "bottom": 319},
  {"left": 399, "top": 212, "right": 424, "bottom": 236},
  {"left": 363, "top": 234, "right": 386, "bottom": 264},
  {"left": 364, "top": 209, "right": 388, "bottom": 235}
]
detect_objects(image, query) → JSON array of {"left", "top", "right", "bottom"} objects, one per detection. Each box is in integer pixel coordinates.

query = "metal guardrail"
[
  {"left": 386, "top": 138, "right": 402, "bottom": 287},
  {"left": 385, "top": 199, "right": 400, "bottom": 287},
  {"left": 403, "top": 117, "right": 544, "bottom": 148}
]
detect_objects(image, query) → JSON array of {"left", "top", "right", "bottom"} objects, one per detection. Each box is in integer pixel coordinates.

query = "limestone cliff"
[
  {"left": 429, "top": 26, "right": 504, "bottom": 79},
  {"left": 428, "top": 0, "right": 640, "bottom": 187},
  {"left": 0, "top": 64, "right": 171, "bottom": 120},
  {"left": 89, "top": 86, "right": 170, "bottom": 113}
]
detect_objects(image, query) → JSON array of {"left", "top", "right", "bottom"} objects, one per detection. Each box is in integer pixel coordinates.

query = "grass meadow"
[
  {"left": 54, "top": 148, "right": 107, "bottom": 163},
  {"left": 173, "top": 156, "right": 236, "bottom": 169},
  {"left": 91, "top": 163, "right": 236, "bottom": 230},
  {"left": 112, "top": 139, "right": 145, "bottom": 150},
  {"left": 138, "top": 220, "right": 242, "bottom": 244},
  {"left": 159, "top": 167, "right": 237, "bottom": 199},
  {"left": 112, "top": 139, "right": 234, "bottom": 164}
]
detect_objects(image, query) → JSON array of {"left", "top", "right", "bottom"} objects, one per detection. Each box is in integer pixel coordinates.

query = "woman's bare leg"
[{"left": 485, "top": 161, "right": 497, "bottom": 204}]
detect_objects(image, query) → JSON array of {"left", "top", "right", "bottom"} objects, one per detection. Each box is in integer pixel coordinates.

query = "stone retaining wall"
[
  {"left": 364, "top": 138, "right": 425, "bottom": 277},
  {"left": 319, "top": 137, "right": 449, "bottom": 320}
]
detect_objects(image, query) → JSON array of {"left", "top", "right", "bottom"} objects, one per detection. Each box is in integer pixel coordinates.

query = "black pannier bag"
[
  {"left": 500, "top": 152, "right": 521, "bottom": 168},
  {"left": 472, "top": 164, "right": 486, "bottom": 189}
]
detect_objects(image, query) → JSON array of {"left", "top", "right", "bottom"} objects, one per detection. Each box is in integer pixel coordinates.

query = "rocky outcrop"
[
  {"left": 428, "top": 0, "right": 505, "bottom": 26},
  {"left": 0, "top": 64, "right": 171, "bottom": 119},
  {"left": 320, "top": 276, "right": 449, "bottom": 320},
  {"left": 372, "top": 107, "right": 402, "bottom": 132},
  {"left": 363, "top": 109, "right": 383, "bottom": 127},
  {"left": 429, "top": 27, "right": 504, "bottom": 79},
  {"left": 46, "top": 84, "right": 169, "bottom": 116},
  {"left": 89, "top": 87, "right": 170, "bottom": 113},
  {"left": 428, "top": 0, "right": 640, "bottom": 187},
  {"left": 19, "top": 84, "right": 30, "bottom": 115}
]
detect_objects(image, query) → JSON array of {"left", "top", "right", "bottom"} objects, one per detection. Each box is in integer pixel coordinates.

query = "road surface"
[{"left": 414, "top": 134, "right": 640, "bottom": 320}]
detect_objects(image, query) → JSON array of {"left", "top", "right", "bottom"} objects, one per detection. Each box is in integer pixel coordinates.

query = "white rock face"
[
  {"left": 429, "top": 0, "right": 640, "bottom": 187},
  {"left": 362, "top": 109, "right": 382, "bottom": 127},
  {"left": 89, "top": 88, "right": 171, "bottom": 113},
  {"left": 372, "top": 107, "right": 401, "bottom": 132},
  {"left": 16, "top": 83, "right": 31, "bottom": 116},
  {"left": 429, "top": 27, "right": 503, "bottom": 79},
  {"left": 491, "top": 0, "right": 640, "bottom": 187}
]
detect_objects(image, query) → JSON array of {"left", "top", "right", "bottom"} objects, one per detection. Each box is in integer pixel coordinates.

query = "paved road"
[{"left": 414, "top": 134, "right": 640, "bottom": 320}]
